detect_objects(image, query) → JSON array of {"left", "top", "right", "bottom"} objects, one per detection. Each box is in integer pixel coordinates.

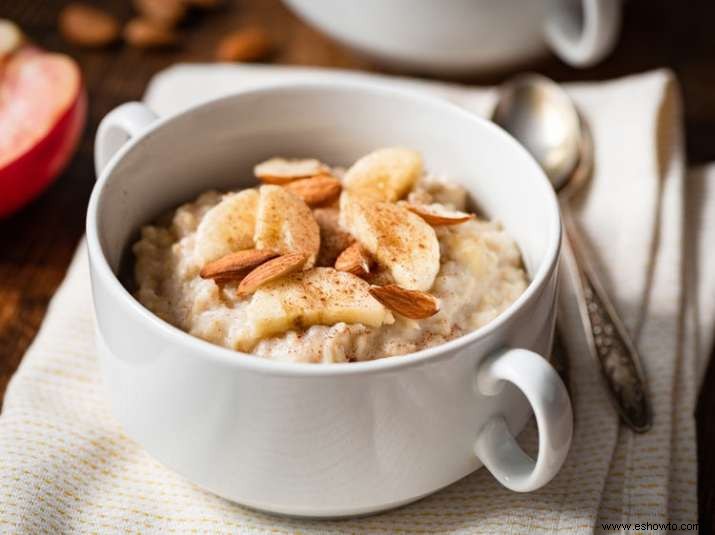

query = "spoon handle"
[{"left": 561, "top": 206, "right": 653, "bottom": 433}]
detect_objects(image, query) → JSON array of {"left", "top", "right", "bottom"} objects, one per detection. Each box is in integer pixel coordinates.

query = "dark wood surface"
[{"left": 1, "top": 0, "right": 713, "bottom": 529}]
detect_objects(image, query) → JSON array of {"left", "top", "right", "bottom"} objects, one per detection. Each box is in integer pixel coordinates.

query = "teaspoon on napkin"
[{"left": 492, "top": 73, "right": 653, "bottom": 433}]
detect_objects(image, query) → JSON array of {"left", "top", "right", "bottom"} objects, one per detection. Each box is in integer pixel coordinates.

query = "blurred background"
[{"left": 1, "top": 0, "right": 714, "bottom": 526}]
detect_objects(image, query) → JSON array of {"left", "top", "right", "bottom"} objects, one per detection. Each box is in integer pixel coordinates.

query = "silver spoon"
[{"left": 492, "top": 73, "right": 653, "bottom": 433}]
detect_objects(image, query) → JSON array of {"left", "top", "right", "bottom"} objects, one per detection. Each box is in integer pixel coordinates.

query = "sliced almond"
[
  {"left": 254, "top": 158, "right": 330, "bottom": 185},
  {"left": 284, "top": 175, "right": 342, "bottom": 207},
  {"left": 200, "top": 248, "right": 278, "bottom": 283},
  {"left": 400, "top": 202, "right": 475, "bottom": 226},
  {"left": 335, "top": 243, "right": 373, "bottom": 278},
  {"left": 368, "top": 284, "right": 440, "bottom": 320},
  {"left": 238, "top": 252, "right": 307, "bottom": 296}
]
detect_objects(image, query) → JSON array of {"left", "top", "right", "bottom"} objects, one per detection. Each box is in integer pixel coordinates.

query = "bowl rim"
[{"left": 86, "top": 79, "right": 561, "bottom": 377}]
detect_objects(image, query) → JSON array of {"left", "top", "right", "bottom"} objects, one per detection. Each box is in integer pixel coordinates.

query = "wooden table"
[{"left": 1, "top": 0, "right": 713, "bottom": 528}]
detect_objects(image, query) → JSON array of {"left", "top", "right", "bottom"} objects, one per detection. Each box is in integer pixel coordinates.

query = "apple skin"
[{"left": 0, "top": 51, "right": 87, "bottom": 218}]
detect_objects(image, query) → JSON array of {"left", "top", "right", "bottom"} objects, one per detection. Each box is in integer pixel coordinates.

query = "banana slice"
[
  {"left": 339, "top": 192, "right": 440, "bottom": 291},
  {"left": 254, "top": 185, "right": 320, "bottom": 268},
  {"left": 343, "top": 147, "right": 422, "bottom": 202},
  {"left": 244, "top": 267, "right": 393, "bottom": 343},
  {"left": 194, "top": 189, "right": 259, "bottom": 264}
]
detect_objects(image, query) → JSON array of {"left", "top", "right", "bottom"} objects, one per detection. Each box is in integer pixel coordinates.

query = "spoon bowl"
[{"left": 492, "top": 74, "right": 581, "bottom": 192}]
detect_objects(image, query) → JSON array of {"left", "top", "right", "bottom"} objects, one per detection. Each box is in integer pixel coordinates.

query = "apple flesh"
[{"left": 0, "top": 47, "right": 87, "bottom": 217}]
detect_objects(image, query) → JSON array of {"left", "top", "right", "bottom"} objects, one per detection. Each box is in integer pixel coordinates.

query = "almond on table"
[
  {"left": 185, "top": 0, "right": 223, "bottom": 8},
  {"left": 124, "top": 17, "right": 178, "bottom": 48},
  {"left": 59, "top": 3, "right": 120, "bottom": 47},
  {"left": 133, "top": 0, "right": 186, "bottom": 27},
  {"left": 215, "top": 27, "right": 272, "bottom": 63}
]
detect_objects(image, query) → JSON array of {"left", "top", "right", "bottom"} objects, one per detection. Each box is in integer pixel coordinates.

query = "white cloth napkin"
[{"left": 0, "top": 65, "right": 711, "bottom": 534}]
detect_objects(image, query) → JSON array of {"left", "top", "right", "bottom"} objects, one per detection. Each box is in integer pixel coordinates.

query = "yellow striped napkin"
[{"left": 0, "top": 66, "right": 710, "bottom": 534}]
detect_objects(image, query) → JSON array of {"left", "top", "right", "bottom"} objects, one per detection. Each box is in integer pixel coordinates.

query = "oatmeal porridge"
[{"left": 133, "top": 148, "right": 528, "bottom": 363}]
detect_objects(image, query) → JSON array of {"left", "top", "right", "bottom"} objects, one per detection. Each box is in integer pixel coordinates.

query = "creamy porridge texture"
[{"left": 133, "top": 148, "right": 528, "bottom": 363}]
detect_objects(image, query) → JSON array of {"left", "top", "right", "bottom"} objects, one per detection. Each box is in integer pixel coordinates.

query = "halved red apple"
[{"left": 0, "top": 41, "right": 87, "bottom": 217}]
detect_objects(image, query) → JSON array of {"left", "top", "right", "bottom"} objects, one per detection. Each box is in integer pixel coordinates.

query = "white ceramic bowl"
[
  {"left": 87, "top": 82, "right": 570, "bottom": 518},
  {"left": 283, "top": 0, "right": 622, "bottom": 74}
]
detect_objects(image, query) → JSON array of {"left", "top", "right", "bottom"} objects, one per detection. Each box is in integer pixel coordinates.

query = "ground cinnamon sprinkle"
[{"left": 133, "top": 152, "right": 528, "bottom": 363}]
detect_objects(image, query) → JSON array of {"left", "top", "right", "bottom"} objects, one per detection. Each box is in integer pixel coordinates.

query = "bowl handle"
[
  {"left": 94, "top": 102, "right": 159, "bottom": 179},
  {"left": 543, "top": 0, "right": 621, "bottom": 67},
  {"left": 474, "top": 348, "right": 573, "bottom": 492}
]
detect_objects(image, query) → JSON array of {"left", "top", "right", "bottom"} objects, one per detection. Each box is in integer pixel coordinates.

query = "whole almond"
[
  {"left": 200, "top": 249, "right": 278, "bottom": 283},
  {"left": 335, "top": 243, "right": 372, "bottom": 278},
  {"left": 238, "top": 253, "right": 307, "bottom": 296},
  {"left": 284, "top": 175, "right": 342, "bottom": 207},
  {"left": 400, "top": 202, "right": 475, "bottom": 226},
  {"left": 216, "top": 27, "right": 272, "bottom": 63},
  {"left": 124, "top": 17, "right": 177, "bottom": 48},
  {"left": 254, "top": 157, "right": 330, "bottom": 184},
  {"left": 59, "top": 3, "right": 120, "bottom": 47},
  {"left": 133, "top": 0, "right": 186, "bottom": 27},
  {"left": 369, "top": 285, "right": 440, "bottom": 319}
]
